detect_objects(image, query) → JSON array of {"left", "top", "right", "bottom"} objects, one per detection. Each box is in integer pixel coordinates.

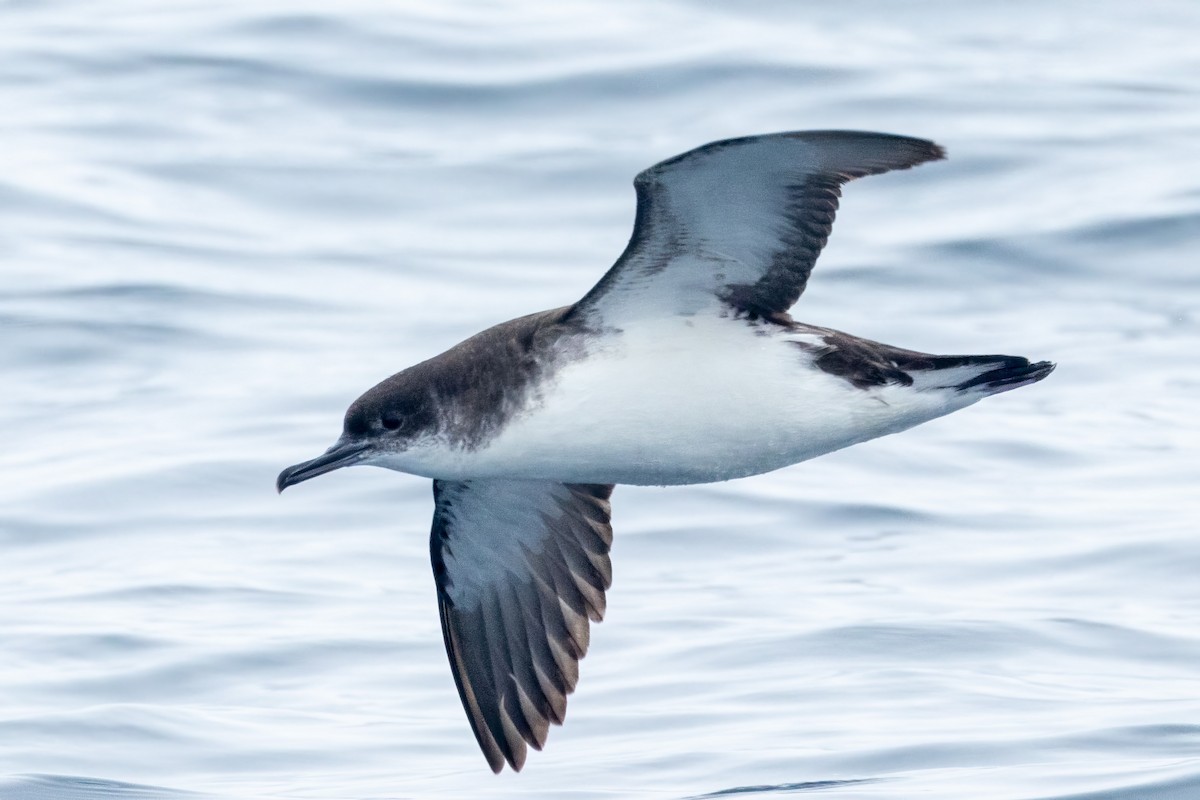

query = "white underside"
[{"left": 379, "top": 316, "right": 983, "bottom": 486}]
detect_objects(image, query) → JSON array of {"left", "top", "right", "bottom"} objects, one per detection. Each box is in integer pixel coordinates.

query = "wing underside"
[
  {"left": 430, "top": 479, "right": 614, "bottom": 772},
  {"left": 569, "top": 130, "right": 945, "bottom": 325}
]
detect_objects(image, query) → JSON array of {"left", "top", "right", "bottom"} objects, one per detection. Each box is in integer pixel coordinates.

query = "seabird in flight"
[{"left": 277, "top": 130, "right": 1055, "bottom": 772}]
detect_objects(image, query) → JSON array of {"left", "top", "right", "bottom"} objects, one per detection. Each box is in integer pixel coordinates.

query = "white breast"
[{"left": 421, "top": 316, "right": 979, "bottom": 486}]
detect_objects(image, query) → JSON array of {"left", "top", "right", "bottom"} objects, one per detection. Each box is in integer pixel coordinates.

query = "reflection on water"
[
  {"left": 0, "top": 776, "right": 206, "bottom": 800},
  {"left": 2, "top": 1, "right": 1199, "bottom": 798}
]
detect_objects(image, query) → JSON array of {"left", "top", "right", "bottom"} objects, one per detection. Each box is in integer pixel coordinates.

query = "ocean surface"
[{"left": 3, "top": 1, "right": 1199, "bottom": 798}]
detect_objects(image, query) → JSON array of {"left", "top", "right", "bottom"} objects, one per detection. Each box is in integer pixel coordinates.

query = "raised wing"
[
  {"left": 569, "top": 130, "right": 945, "bottom": 325},
  {"left": 430, "top": 479, "right": 614, "bottom": 772}
]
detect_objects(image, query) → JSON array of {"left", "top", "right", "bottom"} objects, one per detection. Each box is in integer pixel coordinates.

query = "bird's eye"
[{"left": 381, "top": 416, "right": 401, "bottom": 430}]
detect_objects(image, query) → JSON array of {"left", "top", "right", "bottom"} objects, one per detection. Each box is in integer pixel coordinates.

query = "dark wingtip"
[
  {"left": 786, "top": 129, "right": 947, "bottom": 170},
  {"left": 503, "top": 739, "right": 527, "bottom": 773},
  {"left": 892, "top": 134, "right": 946, "bottom": 169}
]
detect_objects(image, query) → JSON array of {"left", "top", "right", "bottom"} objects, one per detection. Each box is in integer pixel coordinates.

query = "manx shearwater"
[{"left": 277, "top": 130, "right": 1055, "bottom": 772}]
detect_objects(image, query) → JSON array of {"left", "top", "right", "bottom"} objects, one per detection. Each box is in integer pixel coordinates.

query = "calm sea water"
[{"left": 3, "top": 1, "right": 1199, "bottom": 798}]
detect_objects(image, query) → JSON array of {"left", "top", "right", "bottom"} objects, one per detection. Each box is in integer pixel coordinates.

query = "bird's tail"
[
  {"left": 900, "top": 353, "right": 1056, "bottom": 396},
  {"left": 955, "top": 358, "right": 1056, "bottom": 394}
]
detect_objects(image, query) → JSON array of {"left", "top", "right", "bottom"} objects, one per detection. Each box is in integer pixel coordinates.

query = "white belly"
[{"left": 426, "top": 316, "right": 978, "bottom": 486}]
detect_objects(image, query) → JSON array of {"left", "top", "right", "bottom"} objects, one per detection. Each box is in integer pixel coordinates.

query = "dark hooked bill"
[{"left": 276, "top": 440, "right": 371, "bottom": 493}]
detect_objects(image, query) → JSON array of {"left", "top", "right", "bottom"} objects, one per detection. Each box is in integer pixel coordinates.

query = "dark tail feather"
[
  {"left": 885, "top": 348, "right": 1055, "bottom": 395},
  {"left": 956, "top": 359, "right": 1056, "bottom": 394}
]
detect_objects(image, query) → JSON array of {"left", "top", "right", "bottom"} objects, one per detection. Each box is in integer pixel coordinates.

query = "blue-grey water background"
[{"left": 3, "top": 1, "right": 1199, "bottom": 798}]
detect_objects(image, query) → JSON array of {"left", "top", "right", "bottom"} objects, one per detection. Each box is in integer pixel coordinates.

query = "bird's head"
[{"left": 276, "top": 369, "right": 437, "bottom": 492}]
